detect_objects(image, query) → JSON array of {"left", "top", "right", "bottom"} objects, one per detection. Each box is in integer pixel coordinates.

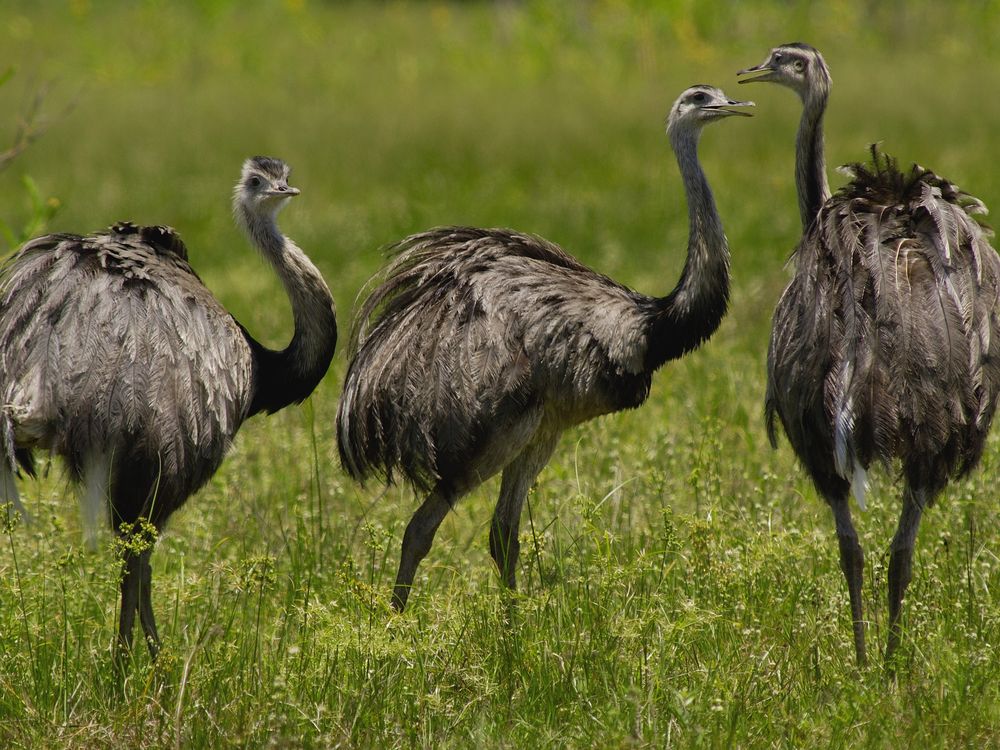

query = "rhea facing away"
[
  {"left": 0, "top": 156, "right": 337, "bottom": 661},
  {"left": 740, "top": 44, "right": 1000, "bottom": 665},
  {"left": 338, "top": 85, "right": 753, "bottom": 611}
]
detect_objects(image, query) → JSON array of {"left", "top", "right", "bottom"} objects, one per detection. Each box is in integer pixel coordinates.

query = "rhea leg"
[
  {"left": 137, "top": 549, "right": 161, "bottom": 658},
  {"left": 107, "top": 454, "right": 170, "bottom": 663},
  {"left": 392, "top": 399, "right": 545, "bottom": 610},
  {"left": 829, "top": 492, "right": 867, "bottom": 666},
  {"left": 489, "top": 438, "right": 557, "bottom": 589},
  {"left": 116, "top": 546, "right": 141, "bottom": 663},
  {"left": 392, "top": 486, "right": 455, "bottom": 611},
  {"left": 885, "top": 487, "right": 925, "bottom": 663},
  {"left": 116, "top": 544, "right": 160, "bottom": 663}
]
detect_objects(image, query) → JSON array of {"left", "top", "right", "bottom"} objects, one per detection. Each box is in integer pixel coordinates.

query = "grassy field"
[{"left": 3, "top": 1, "right": 1000, "bottom": 746}]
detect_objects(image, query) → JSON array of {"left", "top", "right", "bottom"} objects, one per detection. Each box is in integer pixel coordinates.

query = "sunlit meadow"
[{"left": 2, "top": 2, "right": 1000, "bottom": 747}]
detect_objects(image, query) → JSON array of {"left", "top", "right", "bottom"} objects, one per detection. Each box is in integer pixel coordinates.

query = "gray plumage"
[
  {"left": 0, "top": 156, "right": 337, "bottom": 661},
  {"left": 741, "top": 45, "right": 1000, "bottom": 666},
  {"left": 337, "top": 86, "right": 753, "bottom": 610}
]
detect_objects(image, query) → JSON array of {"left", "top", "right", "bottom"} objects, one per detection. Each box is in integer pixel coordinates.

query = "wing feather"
[
  {"left": 337, "top": 226, "right": 650, "bottom": 490},
  {"left": 768, "top": 144, "right": 1000, "bottom": 499},
  {"left": 0, "top": 224, "right": 253, "bottom": 517}
]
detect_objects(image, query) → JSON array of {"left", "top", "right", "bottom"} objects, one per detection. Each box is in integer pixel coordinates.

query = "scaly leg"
[
  {"left": 115, "top": 539, "right": 160, "bottom": 665},
  {"left": 137, "top": 548, "right": 161, "bottom": 659},
  {"left": 115, "top": 548, "right": 142, "bottom": 667},
  {"left": 489, "top": 437, "right": 557, "bottom": 590},
  {"left": 392, "top": 486, "right": 454, "bottom": 611},
  {"left": 830, "top": 494, "right": 867, "bottom": 666},
  {"left": 886, "top": 487, "right": 925, "bottom": 663}
]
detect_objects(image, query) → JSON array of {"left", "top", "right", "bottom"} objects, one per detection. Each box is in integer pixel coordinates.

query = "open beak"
[
  {"left": 737, "top": 62, "right": 776, "bottom": 84},
  {"left": 706, "top": 99, "right": 755, "bottom": 117}
]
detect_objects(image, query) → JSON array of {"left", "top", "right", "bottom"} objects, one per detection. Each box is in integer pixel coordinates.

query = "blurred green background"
[
  {"left": 3, "top": 2, "right": 1000, "bottom": 747},
  {"left": 4, "top": 0, "right": 999, "bottom": 349}
]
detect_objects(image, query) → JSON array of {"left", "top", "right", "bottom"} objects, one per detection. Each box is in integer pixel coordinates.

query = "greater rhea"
[
  {"left": 0, "top": 156, "right": 337, "bottom": 661},
  {"left": 338, "top": 85, "right": 752, "bottom": 610},
  {"left": 740, "top": 44, "right": 1000, "bottom": 665}
]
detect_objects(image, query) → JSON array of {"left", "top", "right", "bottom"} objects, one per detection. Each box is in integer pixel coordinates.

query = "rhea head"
[
  {"left": 737, "top": 43, "right": 831, "bottom": 102},
  {"left": 667, "top": 85, "right": 754, "bottom": 142},
  {"left": 234, "top": 156, "right": 300, "bottom": 221}
]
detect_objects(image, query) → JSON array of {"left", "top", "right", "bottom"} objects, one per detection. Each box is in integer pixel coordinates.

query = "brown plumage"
[
  {"left": 338, "top": 86, "right": 753, "bottom": 610},
  {"left": 0, "top": 157, "right": 337, "bottom": 663},
  {"left": 741, "top": 45, "right": 1000, "bottom": 666}
]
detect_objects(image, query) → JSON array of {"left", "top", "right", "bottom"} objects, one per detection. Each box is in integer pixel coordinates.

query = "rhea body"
[
  {"left": 740, "top": 44, "right": 1000, "bottom": 665},
  {"left": 0, "top": 157, "right": 337, "bottom": 659},
  {"left": 337, "top": 86, "right": 752, "bottom": 610}
]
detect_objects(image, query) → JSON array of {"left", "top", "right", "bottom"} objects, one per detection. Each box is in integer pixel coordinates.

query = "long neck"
[
  {"left": 237, "top": 204, "right": 337, "bottom": 416},
  {"left": 643, "top": 127, "right": 731, "bottom": 372},
  {"left": 795, "top": 88, "right": 830, "bottom": 230}
]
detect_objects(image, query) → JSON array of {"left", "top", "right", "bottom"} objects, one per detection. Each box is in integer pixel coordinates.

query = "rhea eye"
[
  {"left": 774, "top": 52, "right": 782, "bottom": 62},
  {"left": 692, "top": 92, "right": 706, "bottom": 103},
  {"left": 247, "top": 176, "right": 262, "bottom": 188}
]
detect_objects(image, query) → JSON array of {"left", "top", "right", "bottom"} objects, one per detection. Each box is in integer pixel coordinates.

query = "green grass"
[{"left": 3, "top": 1, "right": 1000, "bottom": 746}]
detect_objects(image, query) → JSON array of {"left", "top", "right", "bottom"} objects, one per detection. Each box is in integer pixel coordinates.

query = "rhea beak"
[
  {"left": 706, "top": 100, "right": 755, "bottom": 117},
  {"left": 737, "top": 63, "right": 776, "bottom": 84},
  {"left": 268, "top": 184, "right": 301, "bottom": 198}
]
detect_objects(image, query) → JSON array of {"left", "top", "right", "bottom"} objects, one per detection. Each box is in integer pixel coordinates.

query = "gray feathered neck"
[
  {"left": 795, "top": 62, "right": 832, "bottom": 229},
  {"left": 643, "top": 126, "right": 731, "bottom": 371},
  {"left": 233, "top": 196, "right": 337, "bottom": 416}
]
